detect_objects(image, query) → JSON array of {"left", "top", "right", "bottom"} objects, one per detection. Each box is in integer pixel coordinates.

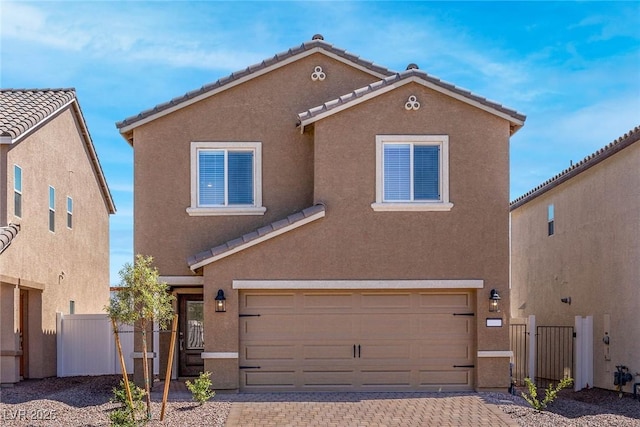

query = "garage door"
[{"left": 239, "top": 289, "right": 475, "bottom": 391}]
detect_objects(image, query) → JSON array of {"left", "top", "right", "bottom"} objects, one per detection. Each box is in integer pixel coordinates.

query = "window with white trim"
[
  {"left": 49, "top": 186, "right": 55, "bottom": 232},
  {"left": 67, "top": 197, "right": 73, "bottom": 229},
  {"left": 187, "top": 142, "right": 265, "bottom": 216},
  {"left": 372, "top": 135, "right": 453, "bottom": 211},
  {"left": 14, "top": 165, "right": 22, "bottom": 218},
  {"left": 548, "top": 204, "right": 554, "bottom": 236}
]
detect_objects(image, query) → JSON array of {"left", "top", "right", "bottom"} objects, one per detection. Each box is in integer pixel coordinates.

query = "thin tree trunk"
[
  {"left": 160, "top": 314, "right": 178, "bottom": 421},
  {"left": 141, "top": 320, "right": 152, "bottom": 420},
  {"left": 111, "top": 318, "right": 135, "bottom": 423}
]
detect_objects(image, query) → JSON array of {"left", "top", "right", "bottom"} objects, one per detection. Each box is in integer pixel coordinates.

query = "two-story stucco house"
[
  {"left": 117, "top": 36, "right": 525, "bottom": 392},
  {"left": 0, "top": 89, "right": 115, "bottom": 384},
  {"left": 511, "top": 126, "right": 639, "bottom": 392}
]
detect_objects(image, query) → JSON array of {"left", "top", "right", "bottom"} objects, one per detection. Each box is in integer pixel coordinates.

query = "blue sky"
[{"left": 2, "top": 1, "right": 639, "bottom": 285}]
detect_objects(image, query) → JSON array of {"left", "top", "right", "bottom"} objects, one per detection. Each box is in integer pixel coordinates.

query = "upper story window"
[
  {"left": 372, "top": 135, "right": 453, "bottom": 212},
  {"left": 14, "top": 165, "right": 22, "bottom": 218},
  {"left": 187, "top": 142, "right": 265, "bottom": 216},
  {"left": 548, "top": 204, "right": 554, "bottom": 236},
  {"left": 49, "top": 186, "right": 56, "bottom": 232},
  {"left": 67, "top": 197, "right": 73, "bottom": 229}
]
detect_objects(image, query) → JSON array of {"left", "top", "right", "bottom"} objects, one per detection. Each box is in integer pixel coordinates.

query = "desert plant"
[
  {"left": 185, "top": 371, "right": 216, "bottom": 405},
  {"left": 521, "top": 376, "right": 574, "bottom": 411},
  {"left": 109, "top": 380, "right": 146, "bottom": 426},
  {"left": 106, "top": 254, "right": 175, "bottom": 420}
]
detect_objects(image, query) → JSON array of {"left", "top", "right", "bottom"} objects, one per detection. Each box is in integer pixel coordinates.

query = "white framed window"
[
  {"left": 14, "top": 165, "right": 22, "bottom": 218},
  {"left": 49, "top": 186, "right": 55, "bottom": 232},
  {"left": 187, "top": 142, "right": 265, "bottom": 216},
  {"left": 372, "top": 135, "right": 453, "bottom": 212},
  {"left": 67, "top": 197, "right": 73, "bottom": 229},
  {"left": 548, "top": 204, "right": 554, "bottom": 236}
]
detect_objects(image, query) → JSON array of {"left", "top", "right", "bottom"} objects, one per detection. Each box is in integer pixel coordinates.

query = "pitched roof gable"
[
  {"left": 0, "top": 223, "right": 20, "bottom": 255},
  {"left": 297, "top": 68, "right": 526, "bottom": 134},
  {"left": 510, "top": 125, "right": 640, "bottom": 210},
  {"left": 188, "top": 204, "right": 325, "bottom": 271},
  {"left": 0, "top": 89, "right": 116, "bottom": 214},
  {"left": 116, "top": 37, "right": 394, "bottom": 141}
]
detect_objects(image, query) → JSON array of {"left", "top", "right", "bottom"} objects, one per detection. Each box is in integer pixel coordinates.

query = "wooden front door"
[{"left": 178, "top": 295, "right": 204, "bottom": 377}]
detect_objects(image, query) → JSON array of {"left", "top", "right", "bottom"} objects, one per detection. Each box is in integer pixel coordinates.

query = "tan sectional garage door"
[{"left": 239, "top": 289, "right": 476, "bottom": 391}]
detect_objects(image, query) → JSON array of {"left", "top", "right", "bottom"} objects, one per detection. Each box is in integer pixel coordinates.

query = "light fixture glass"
[
  {"left": 215, "top": 289, "right": 226, "bottom": 312},
  {"left": 489, "top": 289, "right": 501, "bottom": 312}
]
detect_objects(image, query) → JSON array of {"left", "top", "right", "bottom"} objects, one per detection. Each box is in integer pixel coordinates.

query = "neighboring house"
[
  {"left": 0, "top": 89, "right": 115, "bottom": 384},
  {"left": 510, "top": 126, "right": 639, "bottom": 392},
  {"left": 117, "top": 36, "right": 525, "bottom": 392}
]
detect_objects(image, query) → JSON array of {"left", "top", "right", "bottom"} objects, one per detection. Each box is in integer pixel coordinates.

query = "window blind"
[{"left": 413, "top": 145, "right": 439, "bottom": 200}]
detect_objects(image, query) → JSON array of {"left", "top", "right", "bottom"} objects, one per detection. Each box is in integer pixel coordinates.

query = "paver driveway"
[{"left": 224, "top": 392, "right": 518, "bottom": 427}]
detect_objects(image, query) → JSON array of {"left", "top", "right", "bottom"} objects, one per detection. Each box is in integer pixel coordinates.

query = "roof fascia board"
[
  {"left": 119, "top": 48, "right": 389, "bottom": 136},
  {"left": 11, "top": 98, "right": 75, "bottom": 144},
  {"left": 0, "top": 136, "right": 12, "bottom": 144},
  {"left": 190, "top": 209, "right": 325, "bottom": 271},
  {"left": 300, "top": 76, "right": 524, "bottom": 130}
]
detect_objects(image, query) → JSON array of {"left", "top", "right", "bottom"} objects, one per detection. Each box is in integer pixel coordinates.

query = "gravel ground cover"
[{"left": 0, "top": 375, "right": 638, "bottom": 426}]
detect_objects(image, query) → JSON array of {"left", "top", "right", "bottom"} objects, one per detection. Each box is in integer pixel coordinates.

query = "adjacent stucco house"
[
  {"left": 510, "top": 126, "right": 639, "bottom": 392},
  {"left": 0, "top": 89, "right": 115, "bottom": 384},
  {"left": 117, "top": 36, "right": 525, "bottom": 392}
]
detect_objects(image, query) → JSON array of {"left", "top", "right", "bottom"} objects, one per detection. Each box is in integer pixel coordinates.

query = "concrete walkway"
[{"left": 223, "top": 392, "right": 519, "bottom": 427}]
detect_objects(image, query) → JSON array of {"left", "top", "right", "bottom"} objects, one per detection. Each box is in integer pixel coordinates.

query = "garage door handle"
[
  {"left": 358, "top": 345, "right": 361, "bottom": 358},
  {"left": 453, "top": 365, "right": 475, "bottom": 368},
  {"left": 353, "top": 345, "right": 356, "bottom": 358}
]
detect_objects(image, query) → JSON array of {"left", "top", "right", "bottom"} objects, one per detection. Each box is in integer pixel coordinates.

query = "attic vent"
[
  {"left": 312, "top": 34, "right": 324, "bottom": 41},
  {"left": 406, "top": 63, "right": 419, "bottom": 70}
]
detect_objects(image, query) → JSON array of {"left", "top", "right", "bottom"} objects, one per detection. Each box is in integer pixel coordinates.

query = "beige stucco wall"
[
  {"left": 0, "top": 107, "right": 111, "bottom": 382},
  {"left": 510, "top": 141, "right": 640, "bottom": 391},
  {"left": 136, "top": 54, "right": 514, "bottom": 391}
]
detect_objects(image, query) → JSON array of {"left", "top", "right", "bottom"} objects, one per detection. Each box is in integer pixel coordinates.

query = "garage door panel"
[
  {"left": 303, "top": 315, "right": 355, "bottom": 339},
  {"left": 361, "top": 370, "right": 412, "bottom": 386},
  {"left": 303, "top": 293, "right": 354, "bottom": 309},
  {"left": 419, "top": 369, "right": 472, "bottom": 386},
  {"left": 359, "top": 343, "right": 411, "bottom": 360},
  {"left": 418, "top": 343, "right": 471, "bottom": 360},
  {"left": 419, "top": 293, "right": 471, "bottom": 309},
  {"left": 244, "top": 344, "right": 296, "bottom": 361},
  {"left": 243, "top": 370, "right": 295, "bottom": 387},
  {"left": 359, "top": 314, "right": 414, "bottom": 338},
  {"left": 303, "top": 344, "right": 354, "bottom": 360},
  {"left": 360, "top": 293, "right": 412, "bottom": 309},
  {"left": 243, "top": 293, "right": 295, "bottom": 310},
  {"left": 241, "top": 315, "right": 299, "bottom": 338},
  {"left": 302, "top": 370, "right": 356, "bottom": 386},
  {"left": 417, "top": 315, "right": 473, "bottom": 335}
]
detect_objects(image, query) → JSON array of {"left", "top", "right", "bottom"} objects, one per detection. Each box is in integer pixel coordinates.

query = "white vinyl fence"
[{"left": 56, "top": 313, "right": 146, "bottom": 377}]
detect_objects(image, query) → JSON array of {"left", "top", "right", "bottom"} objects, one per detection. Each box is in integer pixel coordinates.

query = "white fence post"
[
  {"left": 575, "top": 315, "right": 594, "bottom": 391},
  {"left": 528, "top": 314, "right": 536, "bottom": 381},
  {"left": 56, "top": 312, "right": 64, "bottom": 377}
]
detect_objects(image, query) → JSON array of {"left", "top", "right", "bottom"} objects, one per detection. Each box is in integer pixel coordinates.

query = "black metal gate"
[
  {"left": 509, "top": 323, "right": 528, "bottom": 386},
  {"left": 536, "top": 325, "right": 574, "bottom": 387}
]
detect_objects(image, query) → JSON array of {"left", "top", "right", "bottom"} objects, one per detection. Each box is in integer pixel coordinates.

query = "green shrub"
[
  {"left": 521, "top": 376, "right": 573, "bottom": 411},
  {"left": 185, "top": 371, "right": 215, "bottom": 405},
  {"left": 109, "top": 380, "right": 146, "bottom": 426}
]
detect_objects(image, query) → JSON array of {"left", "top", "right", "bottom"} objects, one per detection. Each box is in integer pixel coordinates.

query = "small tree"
[
  {"left": 106, "top": 254, "right": 175, "bottom": 421},
  {"left": 521, "top": 377, "right": 574, "bottom": 411}
]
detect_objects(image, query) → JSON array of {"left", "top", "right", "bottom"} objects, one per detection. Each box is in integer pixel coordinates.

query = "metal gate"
[
  {"left": 536, "top": 325, "right": 574, "bottom": 387},
  {"left": 509, "top": 323, "right": 528, "bottom": 386}
]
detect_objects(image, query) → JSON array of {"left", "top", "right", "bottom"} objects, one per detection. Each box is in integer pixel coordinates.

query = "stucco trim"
[
  {"left": 201, "top": 352, "right": 239, "bottom": 359},
  {"left": 159, "top": 276, "right": 204, "bottom": 285},
  {"left": 371, "top": 202, "right": 454, "bottom": 212},
  {"left": 477, "top": 350, "right": 513, "bottom": 358},
  {"left": 233, "top": 280, "right": 484, "bottom": 290}
]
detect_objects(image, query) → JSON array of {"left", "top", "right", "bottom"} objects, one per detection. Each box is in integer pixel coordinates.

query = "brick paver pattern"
[{"left": 224, "top": 392, "right": 518, "bottom": 427}]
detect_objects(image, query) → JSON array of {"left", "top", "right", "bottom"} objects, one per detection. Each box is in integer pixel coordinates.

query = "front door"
[
  {"left": 19, "top": 290, "right": 28, "bottom": 379},
  {"left": 178, "top": 295, "right": 204, "bottom": 377}
]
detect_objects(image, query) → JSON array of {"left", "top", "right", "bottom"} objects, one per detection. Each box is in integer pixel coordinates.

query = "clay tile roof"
[
  {"left": 0, "top": 223, "right": 20, "bottom": 255},
  {"left": 510, "top": 125, "right": 640, "bottom": 210},
  {"left": 188, "top": 203, "right": 326, "bottom": 270},
  {"left": 116, "top": 38, "right": 394, "bottom": 136},
  {"left": 297, "top": 69, "right": 526, "bottom": 132},
  {"left": 1, "top": 89, "right": 76, "bottom": 140},
  {"left": 0, "top": 89, "right": 116, "bottom": 214}
]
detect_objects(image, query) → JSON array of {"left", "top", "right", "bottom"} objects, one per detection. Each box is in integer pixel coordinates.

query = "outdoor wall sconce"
[
  {"left": 215, "top": 289, "right": 226, "bottom": 312},
  {"left": 489, "top": 289, "right": 501, "bottom": 312},
  {"left": 561, "top": 297, "right": 572, "bottom": 305}
]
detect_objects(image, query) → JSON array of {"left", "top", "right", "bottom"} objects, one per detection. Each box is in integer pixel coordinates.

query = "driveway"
[{"left": 223, "top": 392, "right": 518, "bottom": 427}]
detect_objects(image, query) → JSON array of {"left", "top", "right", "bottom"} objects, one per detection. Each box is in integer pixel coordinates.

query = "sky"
[{"left": 1, "top": 1, "right": 639, "bottom": 285}]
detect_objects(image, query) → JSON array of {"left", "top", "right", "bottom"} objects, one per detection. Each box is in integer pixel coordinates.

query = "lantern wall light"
[
  {"left": 215, "top": 289, "right": 226, "bottom": 312},
  {"left": 489, "top": 289, "right": 501, "bottom": 312}
]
